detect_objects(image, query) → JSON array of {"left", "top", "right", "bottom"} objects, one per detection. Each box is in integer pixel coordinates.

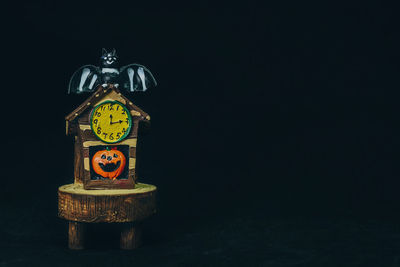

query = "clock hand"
[{"left": 110, "top": 120, "right": 123, "bottom": 125}]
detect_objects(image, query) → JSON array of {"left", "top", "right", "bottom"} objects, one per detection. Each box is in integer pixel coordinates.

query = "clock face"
[{"left": 90, "top": 101, "right": 132, "bottom": 143}]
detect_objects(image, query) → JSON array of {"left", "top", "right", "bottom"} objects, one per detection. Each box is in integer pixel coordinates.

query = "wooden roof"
[
  {"left": 65, "top": 84, "right": 150, "bottom": 122},
  {"left": 65, "top": 84, "right": 150, "bottom": 136}
]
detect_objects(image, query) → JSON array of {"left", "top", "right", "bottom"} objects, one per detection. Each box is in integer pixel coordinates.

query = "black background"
[{"left": 2, "top": 1, "right": 400, "bottom": 266}]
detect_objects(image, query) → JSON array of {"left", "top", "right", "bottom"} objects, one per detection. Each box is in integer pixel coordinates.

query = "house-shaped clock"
[{"left": 65, "top": 84, "right": 149, "bottom": 190}]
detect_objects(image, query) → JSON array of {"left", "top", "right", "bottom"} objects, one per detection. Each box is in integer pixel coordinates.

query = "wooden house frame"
[{"left": 65, "top": 84, "right": 150, "bottom": 189}]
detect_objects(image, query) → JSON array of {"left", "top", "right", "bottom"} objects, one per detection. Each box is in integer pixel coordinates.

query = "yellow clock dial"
[{"left": 90, "top": 101, "right": 132, "bottom": 143}]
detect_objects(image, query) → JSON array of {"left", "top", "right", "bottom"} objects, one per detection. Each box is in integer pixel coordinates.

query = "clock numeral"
[{"left": 91, "top": 103, "right": 130, "bottom": 142}]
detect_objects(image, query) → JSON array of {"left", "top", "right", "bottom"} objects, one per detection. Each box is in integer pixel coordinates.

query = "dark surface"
[
  {"left": 2, "top": 1, "right": 400, "bottom": 266},
  {"left": 3, "top": 208, "right": 400, "bottom": 266}
]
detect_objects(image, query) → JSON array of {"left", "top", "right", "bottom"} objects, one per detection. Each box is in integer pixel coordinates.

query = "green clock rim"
[{"left": 90, "top": 100, "right": 133, "bottom": 144}]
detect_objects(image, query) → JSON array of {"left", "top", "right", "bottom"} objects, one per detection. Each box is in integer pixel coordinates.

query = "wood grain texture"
[
  {"left": 58, "top": 183, "right": 157, "bottom": 223},
  {"left": 74, "top": 136, "right": 84, "bottom": 184},
  {"left": 65, "top": 85, "right": 107, "bottom": 122},
  {"left": 66, "top": 121, "right": 78, "bottom": 136},
  {"left": 77, "top": 109, "right": 91, "bottom": 124},
  {"left": 129, "top": 147, "right": 136, "bottom": 158},
  {"left": 68, "top": 221, "right": 85, "bottom": 249},
  {"left": 98, "top": 89, "right": 127, "bottom": 105},
  {"left": 84, "top": 176, "right": 136, "bottom": 190},
  {"left": 65, "top": 84, "right": 150, "bottom": 124},
  {"left": 80, "top": 128, "right": 138, "bottom": 142},
  {"left": 128, "top": 158, "right": 136, "bottom": 169},
  {"left": 77, "top": 126, "right": 136, "bottom": 189},
  {"left": 120, "top": 223, "right": 142, "bottom": 250},
  {"left": 82, "top": 138, "right": 137, "bottom": 148},
  {"left": 83, "top": 148, "right": 89, "bottom": 158},
  {"left": 83, "top": 157, "right": 90, "bottom": 171}
]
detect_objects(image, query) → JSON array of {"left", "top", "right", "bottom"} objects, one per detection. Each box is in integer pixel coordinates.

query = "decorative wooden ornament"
[
  {"left": 58, "top": 183, "right": 156, "bottom": 249},
  {"left": 58, "top": 50, "right": 157, "bottom": 250},
  {"left": 65, "top": 84, "right": 149, "bottom": 189}
]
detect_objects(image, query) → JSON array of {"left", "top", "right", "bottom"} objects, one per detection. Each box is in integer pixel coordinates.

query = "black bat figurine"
[{"left": 68, "top": 48, "right": 157, "bottom": 94}]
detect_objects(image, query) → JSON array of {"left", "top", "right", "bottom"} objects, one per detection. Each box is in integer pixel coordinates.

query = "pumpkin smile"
[{"left": 99, "top": 161, "right": 121, "bottom": 172}]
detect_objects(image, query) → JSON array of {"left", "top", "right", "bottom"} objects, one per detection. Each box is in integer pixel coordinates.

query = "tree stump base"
[{"left": 58, "top": 183, "right": 157, "bottom": 250}]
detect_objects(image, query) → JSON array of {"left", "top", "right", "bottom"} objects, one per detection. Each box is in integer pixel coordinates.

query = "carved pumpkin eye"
[
  {"left": 101, "top": 154, "right": 106, "bottom": 159},
  {"left": 114, "top": 153, "right": 118, "bottom": 158}
]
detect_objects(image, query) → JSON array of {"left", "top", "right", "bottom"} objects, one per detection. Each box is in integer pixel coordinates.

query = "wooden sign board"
[{"left": 65, "top": 85, "right": 150, "bottom": 189}]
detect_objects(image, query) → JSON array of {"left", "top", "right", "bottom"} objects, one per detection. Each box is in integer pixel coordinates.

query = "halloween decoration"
[
  {"left": 68, "top": 48, "right": 157, "bottom": 94},
  {"left": 90, "top": 100, "right": 132, "bottom": 143},
  {"left": 65, "top": 84, "right": 149, "bottom": 190},
  {"left": 58, "top": 50, "right": 157, "bottom": 250},
  {"left": 92, "top": 147, "right": 126, "bottom": 179}
]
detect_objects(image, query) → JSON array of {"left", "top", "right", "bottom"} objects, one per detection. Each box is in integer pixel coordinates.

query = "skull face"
[
  {"left": 92, "top": 148, "right": 126, "bottom": 179},
  {"left": 100, "top": 48, "right": 118, "bottom": 68}
]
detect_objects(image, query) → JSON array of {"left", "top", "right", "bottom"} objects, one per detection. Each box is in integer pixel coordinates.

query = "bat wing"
[
  {"left": 119, "top": 64, "right": 157, "bottom": 92},
  {"left": 68, "top": 65, "right": 101, "bottom": 94}
]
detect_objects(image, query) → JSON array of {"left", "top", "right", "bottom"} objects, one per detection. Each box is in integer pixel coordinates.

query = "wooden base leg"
[
  {"left": 120, "top": 223, "right": 142, "bottom": 250},
  {"left": 68, "top": 221, "right": 85, "bottom": 250}
]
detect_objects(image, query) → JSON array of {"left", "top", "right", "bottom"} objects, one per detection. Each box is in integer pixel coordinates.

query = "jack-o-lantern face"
[{"left": 92, "top": 148, "right": 126, "bottom": 179}]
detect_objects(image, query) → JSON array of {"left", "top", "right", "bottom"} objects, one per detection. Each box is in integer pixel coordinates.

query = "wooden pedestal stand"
[{"left": 58, "top": 183, "right": 156, "bottom": 250}]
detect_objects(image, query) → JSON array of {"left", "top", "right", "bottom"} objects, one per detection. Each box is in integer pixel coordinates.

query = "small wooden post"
[
  {"left": 120, "top": 223, "right": 142, "bottom": 250},
  {"left": 68, "top": 221, "right": 85, "bottom": 249},
  {"left": 73, "top": 136, "right": 84, "bottom": 184}
]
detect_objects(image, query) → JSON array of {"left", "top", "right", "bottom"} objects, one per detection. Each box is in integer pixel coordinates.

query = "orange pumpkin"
[{"left": 92, "top": 147, "right": 126, "bottom": 179}]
